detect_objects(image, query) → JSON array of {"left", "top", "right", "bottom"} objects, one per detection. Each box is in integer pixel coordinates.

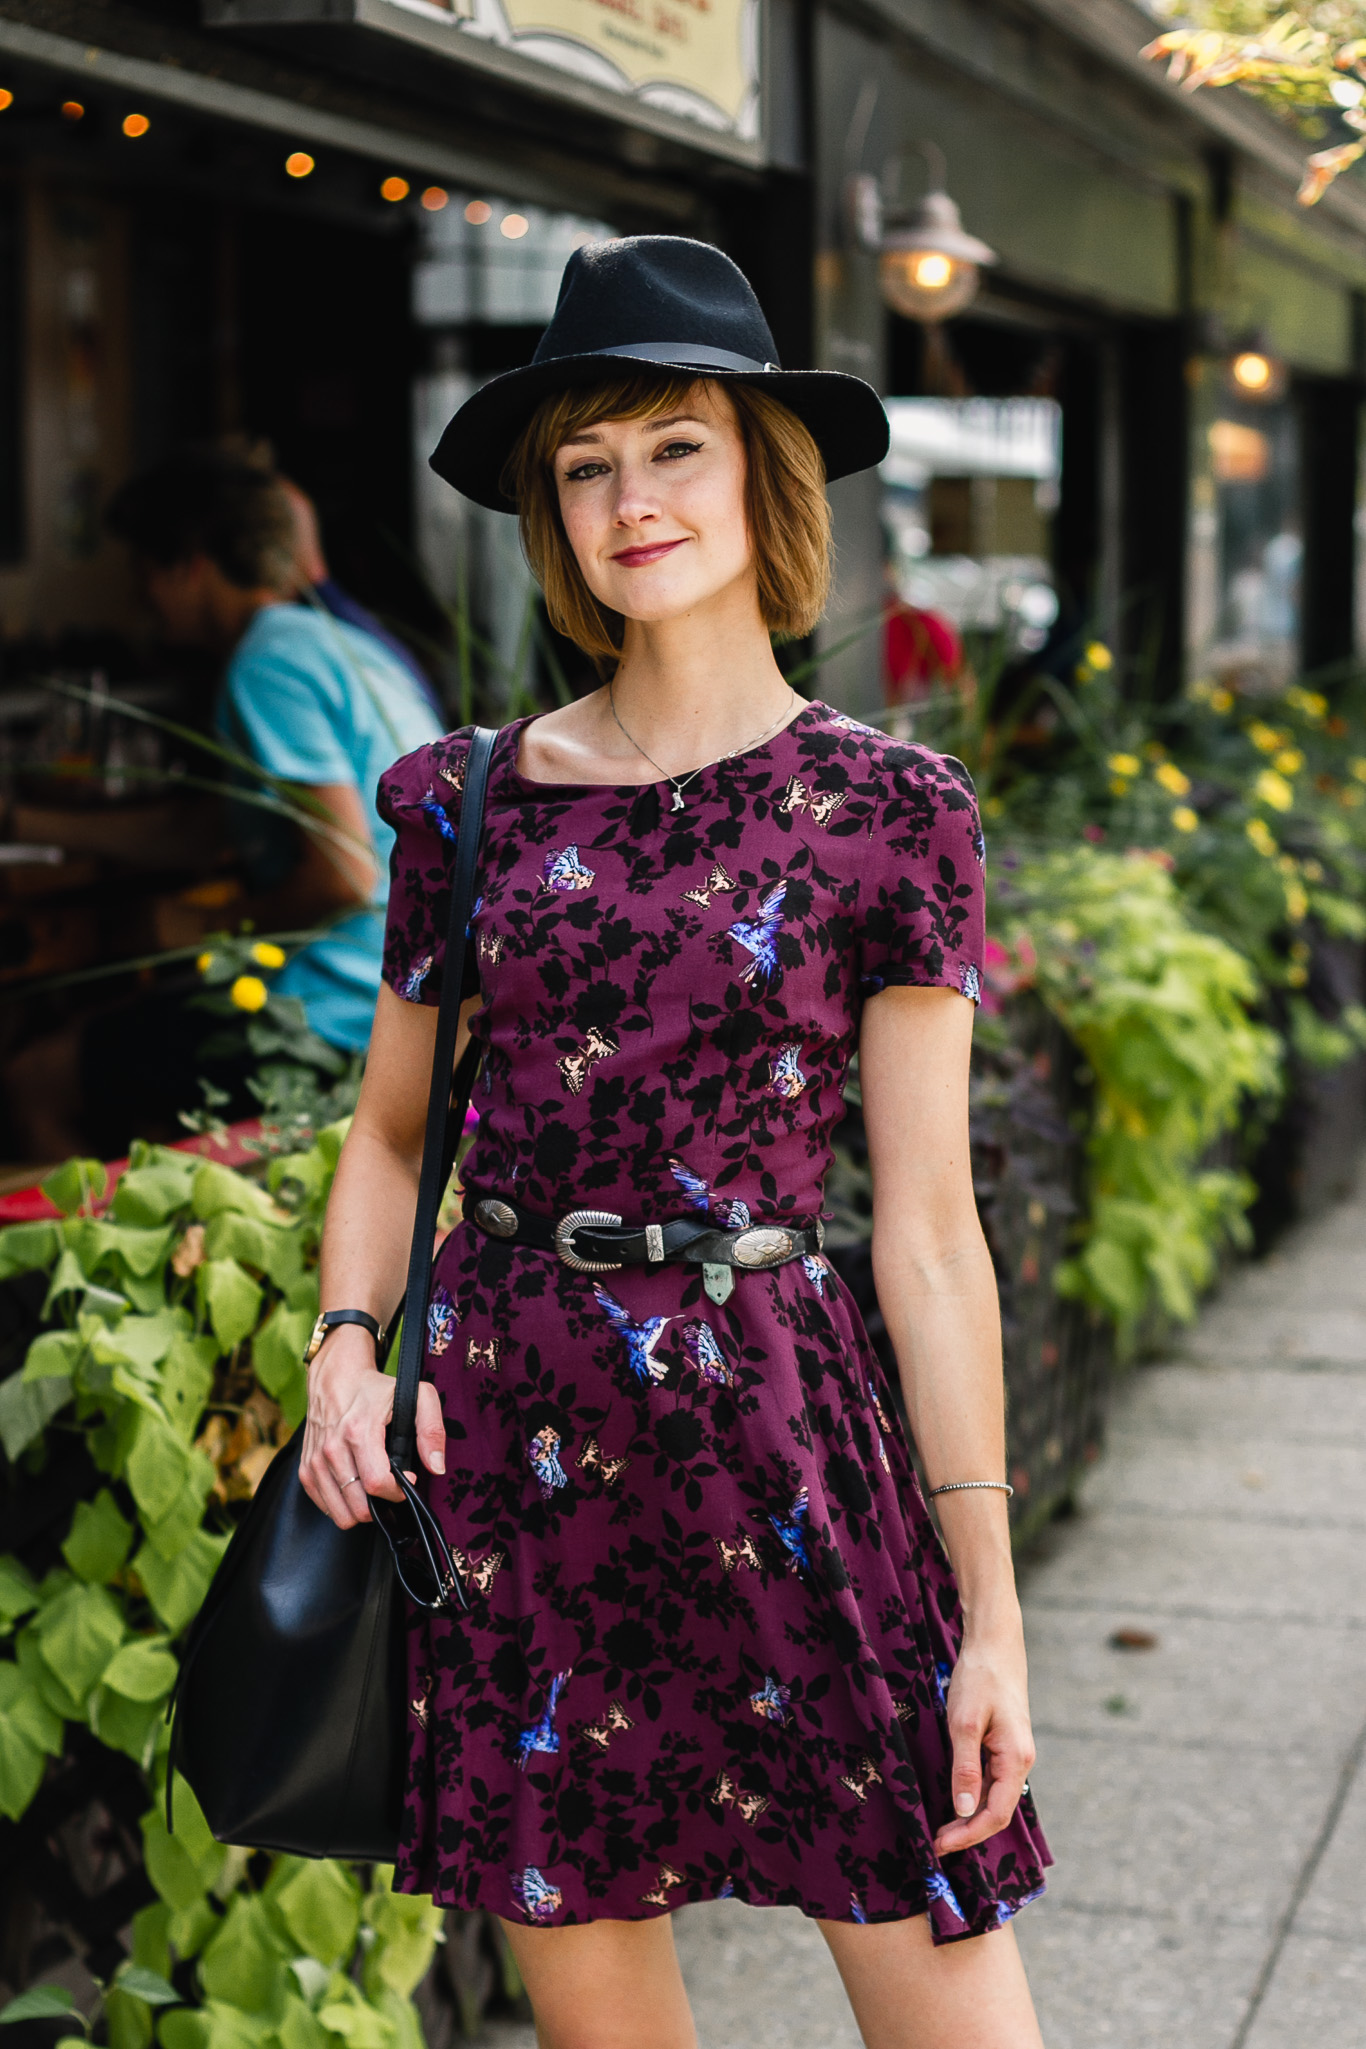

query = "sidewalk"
[{"left": 487, "top": 1169, "right": 1366, "bottom": 2047}]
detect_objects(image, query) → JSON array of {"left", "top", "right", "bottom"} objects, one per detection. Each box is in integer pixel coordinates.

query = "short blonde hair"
[{"left": 501, "top": 373, "right": 832, "bottom": 662}]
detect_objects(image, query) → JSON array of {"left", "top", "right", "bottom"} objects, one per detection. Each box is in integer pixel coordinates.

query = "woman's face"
[{"left": 552, "top": 382, "right": 754, "bottom": 625}]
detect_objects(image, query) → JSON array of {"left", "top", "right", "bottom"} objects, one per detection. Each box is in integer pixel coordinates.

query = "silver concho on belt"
[
  {"left": 731, "top": 1226, "right": 797, "bottom": 1268},
  {"left": 554, "top": 1207, "right": 625, "bottom": 1273},
  {"left": 473, "top": 1198, "right": 518, "bottom": 1238}
]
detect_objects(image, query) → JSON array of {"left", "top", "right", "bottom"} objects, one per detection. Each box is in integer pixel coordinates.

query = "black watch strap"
[{"left": 303, "top": 1308, "right": 384, "bottom": 1364}]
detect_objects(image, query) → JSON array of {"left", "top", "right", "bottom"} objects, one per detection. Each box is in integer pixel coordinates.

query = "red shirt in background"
[{"left": 884, "top": 598, "right": 964, "bottom": 702}]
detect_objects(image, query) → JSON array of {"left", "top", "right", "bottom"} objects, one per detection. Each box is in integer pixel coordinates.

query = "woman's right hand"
[{"left": 298, "top": 1326, "right": 446, "bottom": 1530}]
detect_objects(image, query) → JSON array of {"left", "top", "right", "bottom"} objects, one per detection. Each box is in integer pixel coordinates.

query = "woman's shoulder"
[
  {"left": 377, "top": 725, "right": 477, "bottom": 820},
  {"left": 799, "top": 704, "right": 980, "bottom": 822}
]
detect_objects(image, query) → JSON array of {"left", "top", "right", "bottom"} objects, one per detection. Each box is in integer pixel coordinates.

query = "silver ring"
[{"left": 341, "top": 1474, "right": 362, "bottom": 1488}]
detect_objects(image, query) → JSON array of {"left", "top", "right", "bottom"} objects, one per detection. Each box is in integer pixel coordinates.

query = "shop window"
[
  {"left": 1186, "top": 359, "right": 1301, "bottom": 693},
  {"left": 882, "top": 397, "right": 1062, "bottom": 656}
]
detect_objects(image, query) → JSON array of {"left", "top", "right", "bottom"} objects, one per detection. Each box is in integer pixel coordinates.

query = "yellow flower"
[
  {"left": 1302, "top": 859, "right": 1324, "bottom": 881},
  {"left": 1109, "top": 777, "right": 1130, "bottom": 797},
  {"left": 1255, "top": 769, "right": 1294, "bottom": 813},
  {"left": 1290, "top": 939, "right": 1311, "bottom": 964},
  {"left": 1107, "top": 753, "right": 1141, "bottom": 778},
  {"left": 1284, "top": 880, "right": 1309, "bottom": 923},
  {"left": 1286, "top": 961, "right": 1309, "bottom": 987},
  {"left": 1351, "top": 758, "right": 1366, "bottom": 784},
  {"left": 250, "top": 941, "right": 286, "bottom": 969},
  {"left": 984, "top": 795, "right": 1005, "bottom": 818},
  {"left": 1155, "top": 762, "right": 1191, "bottom": 796},
  {"left": 1248, "top": 722, "right": 1283, "bottom": 754},
  {"left": 1286, "top": 686, "right": 1327, "bottom": 721},
  {"left": 1210, "top": 687, "right": 1235, "bottom": 714},
  {"left": 1246, "top": 818, "right": 1278, "bottom": 857},
  {"left": 1171, "top": 805, "right": 1199, "bottom": 833},
  {"left": 1273, "top": 749, "right": 1303, "bottom": 776},
  {"left": 230, "top": 975, "right": 269, "bottom": 1013},
  {"left": 196, "top": 952, "right": 215, "bottom": 975},
  {"left": 1084, "top": 641, "right": 1113, "bottom": 672},
  {"left": 1343, "top": 786, "right": 1364, "bottom": 809}
]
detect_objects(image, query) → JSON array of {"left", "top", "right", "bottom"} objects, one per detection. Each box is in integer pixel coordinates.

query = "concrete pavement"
[{"left": 487, "top": 1167, "right": 1366, "bottom": 2046}]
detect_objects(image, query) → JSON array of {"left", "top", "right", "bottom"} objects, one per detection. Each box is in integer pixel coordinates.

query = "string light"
[
  {"left": 285, "top": 152, "right": 315, "bottom": 179},
  {"left": 380, "top": 176, "right": 409, "bottom": 202},
  {"left": 0, "top": 91, "right": 13, "bottom": 113},
  {"left": 122, "top": 113, "right": 150, "bottom": 138},
  {"left": 421, "top": 186, "right": 448, "bottom": 211},
  {"left": 465, "top": 199, "right": 492, "bottom": 224},
  {"left": 500, "top": 213, "right": 529, "bottom": 240},
  {"left": 60, "top": 100, "right": 84, "bottom": 121}
]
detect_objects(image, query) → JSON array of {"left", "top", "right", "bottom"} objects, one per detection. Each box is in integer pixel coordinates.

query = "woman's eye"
[
  {"left": 563, "top": 459, "right": 609, "bottom": 484},
  {"left": 656, "top": 440, "right": 702, "bottom": 462}
]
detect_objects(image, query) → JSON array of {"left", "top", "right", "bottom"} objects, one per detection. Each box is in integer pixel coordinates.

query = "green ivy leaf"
[
  {"left": 62, "top": 1489, "right": 134, "bottom": 1584},
  {"left": 315, "top": 1984, "right": 393, "bottom": 2049},
  {"left": 160, "top": 1336, "right": 217, "bottom": 1445},
  {"left": 157, "top": 2012, "right": 210, "bottom": 2049},
  {"left": 272, "top": 1862, "right": 362, "bottom": 1970},
  {"left": 0, "top": 1367, "right": 72, "bottom": 1463},
  {"left": 128, "top": 1418, "right": 191, "bottom": 1527},
  {"left": 23, "top": 1329, "right": 84, "bottom": 1382},
  {"left": 141, "top": 1797, "right": 223, "bottom": 1912},
  {"left": 0, "top": 1220, "right": 59, "bottom": 1280},
  {"left": 89, "top": 1308, "right": 185, "bottom": 1377},
  {"left": 0, "top": 1659, "right": 63, "bottom": 1756},
  {"left": 90, "top": 1686, "right": 163, "bottom": 1769},
  {"left": 251, "top": 1305, "right": 314, "bottom": 1418},
  {"left": 199, "top": 1895, "right": 291, "bottom": 2016},
  {"left": 113, "top": 1967, "right": 180, "bottom": 2008},
  {"left": 0, "top": 1555, "right": 40, "bottom": 1626},
  {"left": 114, "top": 1160, "right": 198, "bottom": 1227},
  {"left": 200, "top": 1261, "right": 264, "bottom": 1351},
  {"left": 34, "top": 1580, "right": 127, "bottom": 1706},
  {"left": 72, "top": 1219, "right": 177, "bottom": 1281},
  {"left": 41, "top": 1158, "right": 107, "bottom": 1217},
  {"left": 204, "top": 1213, "right": 303, "bottom": 1292},
  {"left": 192, "top": 1164, "right": 276, "bottom": 1225},
  {"left": 102, "top": 1638, "right": 179, "bottom": 1703},
  {"left": 285, "top": 1963, "right": 331, "bottom": 2008},
  {"left": 0, "top": 1709, "right": 46, "bottom": 1821},
  {"left": 128, "top": 1900, "right": 173, "bottom": 1982},
  {"left": 16, "top": 1621, "right": 86, "bottom": 1722},
  {"left": 140, "top": 1456, "right": 216, "bottom": 1563},
  {"left": 276, "top": 1996, "right": 330, "bottom": 2049},
  {"left": 105, "top": 1987, "right": 154, "bottom": 2049},
  {"left": 166, "top": 1897, "right": 219, "bottom": 1962},
  {"left": 0, "top": 1986, "right": 79, "bottom": 2023},
  {"left": 133, "top": 1530, "right": 229, "bottom": 1634},
  {"left": 360, "top": 1880, "right": 443, "bottom": 2000}
]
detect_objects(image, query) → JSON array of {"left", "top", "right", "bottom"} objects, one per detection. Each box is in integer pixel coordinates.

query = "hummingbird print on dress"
[
  {"left": 801, "top": 1254, "right": 828, "bottom": 1294},
  {"left": 420, "top": 788, "right": 458, "bottom": 843},
  {"left": 528, "top": 1425, "right": 569, "bottom": 1499},
  {"left": 581, "top": 1699, "right": 634, "bottom": 1751},
  {"left": 515, "top": 1668, "right": 571, "bottom": 1769},
  {"left": 427, "top": 1285, "right": 456, "bottom": 1356},
  {"left": 994, "top": 1884, "right": 1045, "bottom": 1925},
  {"left": 511, "top": 1867, "right": 562, "bottom": 1923},
  {"left": 592, "top": 1284, "right": 672, "bottom": 1386},
  {"left": 577, "top": 1436, "right": 631, "bottom": 1487},
  {"left": 401, "top": 953, "right": 433, "bottom": 1001},
  {"left": 749, "top": 1673, "right": 792, "bottom": 1727},
  {"left": 769, "top": 1485, "right": 811, "bottom": 1574},
  {"left": 933, "top": 1661, "right": 953, "bottom": 1713},
  {"left": 770, "top": 1043, "right": 807, "bottom": 1099},
  {"left": 683, "top": 1320, "right": 733, "bottom": 1387},
  {"left": 924, "top": 1869, "right": 966, "bottom": 1921},
  {"left": 717, "top": 1877, "right": 735, "bottom": 1899},
  {"left": 681, "top": 861, "right": 737, "bottom": 909},
  {"left": 728, "top": 882, "right": 788, "bottom": 993},
  {"left": 541, "top": 844, "right": 595, "bottom": 893},
  {"left": 667, "top": 1157, "right": 750, "bottom": 1226},
  {"left": 849, "top": 1892, "right": 868, "bottom": 1923}
]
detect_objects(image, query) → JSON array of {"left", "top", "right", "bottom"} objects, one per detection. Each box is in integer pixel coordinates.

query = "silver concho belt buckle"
[
  {"left": 554, "top": 1208, "right": 624, "bottom": 1273},
  {"left": 731, "top": 1226, "right": 797, "bottom": 1268}
]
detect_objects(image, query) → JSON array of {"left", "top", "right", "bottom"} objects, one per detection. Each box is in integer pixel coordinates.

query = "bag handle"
[{"left": 386, "top": 725, "right": 497, "bottom": 1470}]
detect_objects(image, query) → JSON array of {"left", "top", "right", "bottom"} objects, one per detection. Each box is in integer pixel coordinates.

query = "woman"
[{"left": 302, "top": 237, "right": 1049, "bottom": 2049}]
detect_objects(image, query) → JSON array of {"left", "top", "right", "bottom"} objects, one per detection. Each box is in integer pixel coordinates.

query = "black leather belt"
[{"left": 462, "top": 1191, "right": 823, "bottom": 1306}]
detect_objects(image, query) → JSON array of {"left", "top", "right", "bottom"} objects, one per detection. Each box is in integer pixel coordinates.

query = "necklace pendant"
[{"left": 670, "top": 786, "right": 686, "bottom": 812}]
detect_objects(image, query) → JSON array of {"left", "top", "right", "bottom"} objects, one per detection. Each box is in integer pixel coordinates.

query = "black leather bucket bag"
[{"left": 168, "top": 726, "right": 497, "bottom": 1859}]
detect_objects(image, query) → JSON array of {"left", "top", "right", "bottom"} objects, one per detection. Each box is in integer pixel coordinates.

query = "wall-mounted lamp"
[
  {"left": 1226, "top": 332, "right": 1286, "bottom": 402},
  {"left": 845, "top": 140, "right": 997, "bottom": 323}
]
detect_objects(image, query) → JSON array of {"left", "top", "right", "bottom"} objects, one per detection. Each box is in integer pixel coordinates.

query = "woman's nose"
[{"left": 612, "top": 464, "right": 660, "bottom": 527}]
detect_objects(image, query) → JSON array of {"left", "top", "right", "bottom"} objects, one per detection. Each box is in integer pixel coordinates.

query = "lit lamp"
[
  {"left": 879, "top": 148, "right": 996, "bottom": 323},
  {"left": 1226, "top": 332, "right": 1286, "bottom": 403}
]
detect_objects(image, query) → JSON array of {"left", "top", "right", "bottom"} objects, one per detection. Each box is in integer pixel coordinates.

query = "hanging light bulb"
[
  {"left": 879, "top": 185, "right": 997, "bottom": 322},
  {"left": 1226, "top": 336, "right": 1286, "bottom": 402}
]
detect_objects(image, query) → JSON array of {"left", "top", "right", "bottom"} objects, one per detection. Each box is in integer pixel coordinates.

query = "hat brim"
[{"left": 429, "top": 349, "right": 891, "bottom": 513}]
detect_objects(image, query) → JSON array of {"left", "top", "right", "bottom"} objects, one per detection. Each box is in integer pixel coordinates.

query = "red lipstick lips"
[{"left": 611, "top": 539, "right": 685, "bottom": 567}]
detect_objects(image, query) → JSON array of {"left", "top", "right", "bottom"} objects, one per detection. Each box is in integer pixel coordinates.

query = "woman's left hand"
[{"left": 931, "top": 1626, "right": 1037, "bottom": 1858}]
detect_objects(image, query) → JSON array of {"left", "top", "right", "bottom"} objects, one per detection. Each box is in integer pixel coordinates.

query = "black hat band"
[{"left": 591, "top": 342, "right": 777, "bottom": 373}]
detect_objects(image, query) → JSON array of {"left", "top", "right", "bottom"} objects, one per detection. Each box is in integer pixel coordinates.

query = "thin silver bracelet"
[{"left": 927, "top": 1480, "right": 1015, "bottom": 1499}]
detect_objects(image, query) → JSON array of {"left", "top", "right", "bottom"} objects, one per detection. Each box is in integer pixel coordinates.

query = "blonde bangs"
[{"left": 502, "top": 372, "right": 832, "bottom": 665}]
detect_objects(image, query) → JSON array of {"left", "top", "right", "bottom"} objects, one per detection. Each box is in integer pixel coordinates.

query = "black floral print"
[{"left": 376, "top": 699, "right": 1049, "bottom": 1943}]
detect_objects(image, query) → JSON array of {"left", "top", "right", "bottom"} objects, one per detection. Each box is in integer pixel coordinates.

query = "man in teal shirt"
[{"left": 107, "top": 450, "right": 443, "bottom": 1052}]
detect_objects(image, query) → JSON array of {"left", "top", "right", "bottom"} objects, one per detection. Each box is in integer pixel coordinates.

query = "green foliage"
[{"left": 0, "top": 1121, "right": 454, "bottom": 2046}]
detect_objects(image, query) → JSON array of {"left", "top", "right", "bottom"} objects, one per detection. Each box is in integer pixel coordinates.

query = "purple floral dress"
[{"left": 376, "top": 699, "right": 1051, "bottom": 1942}]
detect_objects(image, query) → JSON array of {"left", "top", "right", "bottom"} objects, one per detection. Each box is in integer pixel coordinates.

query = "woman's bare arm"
[
  {"left": 858, "top": 983, "right": 1035, "bottom": 1858},
  {"left": 299, "top": 980, "right": 481, "bottom": 1530}
]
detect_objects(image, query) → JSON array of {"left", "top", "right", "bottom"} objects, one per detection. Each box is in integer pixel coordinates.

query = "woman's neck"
[{"left": 606, "top": 584, "right": 793, "bottom": 766}]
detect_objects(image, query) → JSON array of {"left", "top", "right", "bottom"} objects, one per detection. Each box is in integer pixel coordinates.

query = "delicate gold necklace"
[{"left": 607, "top": 682, "right": 799, "bottom": 813}]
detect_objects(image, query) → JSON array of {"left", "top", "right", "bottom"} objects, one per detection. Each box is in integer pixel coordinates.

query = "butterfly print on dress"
[
  {"left": 581, "top": 1699, "right": 634, "bottom": 1751},
  {"left": 577, "top": 1436, "right": 631, "bottom": 1487},
  {"left": 478, "top": 927, "right": 504, "bottom": 967},
  {"left": 682, "top": 861, "right": 737, "bottom": 908},
  {"left": 639, "top": 1862, "right": 685, "bottom": 1906},
  {"left": 451, "top": 1544, "right": 505, "bottom": 1598},
  {"left": 557, "top": 1023, "right": 619, "bottom": 1096},
  {"left": 801, "top": 1254, "right": 828, "bottom": 1295},
  {"left": 778, "top": 774, "right": 847, "bottom": 827},
  {"left": 528, "top": 1425, "right": 569, "bottom": 1500},
  {"left": 712, "top": 1769, "right": 770, "bottom": 1824},
  {"left": 541, "top": 843, "right": 595, "bottom": 893},
  {"left": 592, "top": 1285, "right": 671, "bottom": 1386},
  {"left": 749, "top": 1673, "right": 792, "bottom": 1726},
  {"left": 438, "top": 756, "right": 465, "bottom": 794},
  {"left": 714, "top": 1530, "right": 764, "bottom": 1575},
  {"left": 466, "top": 1335, "right": 501, "bottom": 1372},
  {"left": 728, "top": 881, "right": 788, "bottom": 993},
  {"left": 839, "top": 1757, "right": 883, "bottom": 1805},
  {"left": 515, "top": 1668, "right": 571, "bottom": 1769},
  {"left": 511, "top": 1867, "right": 562, "bottom": 1923},
  {"left": 410, "top": 1672, "right": 432, "bottom": 1730},
  {"left": 770, "top": 1042, "right": 806, "bottom": 1100},
  {"left": 683, "top": 1320, "right": 733, "bottom": 1387}
]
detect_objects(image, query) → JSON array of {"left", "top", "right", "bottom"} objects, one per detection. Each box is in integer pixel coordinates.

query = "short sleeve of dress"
[
  {"left": 375, "top": 729, "right": 479, "bottom": 1008},
  {"left": 857, "top": 748, "right": 986, "bottom": 1005}
]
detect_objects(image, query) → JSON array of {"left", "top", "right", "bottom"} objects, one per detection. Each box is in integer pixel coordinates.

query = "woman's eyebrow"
[{"left": 559, "top": 413, "right": 707, "bottom": 451}]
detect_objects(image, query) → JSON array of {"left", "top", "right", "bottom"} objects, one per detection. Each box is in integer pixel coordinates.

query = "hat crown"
[{"left": 532, "top": 235, "right": 780, "bottom": 370}]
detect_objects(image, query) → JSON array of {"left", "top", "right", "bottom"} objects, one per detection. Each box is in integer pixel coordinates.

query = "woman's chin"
[{"left": 597, "top": 573, "right": 746, "bottom": 627}]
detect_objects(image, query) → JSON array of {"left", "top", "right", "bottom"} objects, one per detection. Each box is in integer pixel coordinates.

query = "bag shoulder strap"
[{"left": 387, "top": 724, "right": 497, "bottom": 1467}]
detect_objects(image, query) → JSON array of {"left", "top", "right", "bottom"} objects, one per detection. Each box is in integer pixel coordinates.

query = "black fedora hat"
[{"left": 430, "top": 235, "right": 890, "bottom": 513}]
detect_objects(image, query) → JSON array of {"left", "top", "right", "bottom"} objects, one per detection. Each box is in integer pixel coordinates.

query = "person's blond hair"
[{"left": 501, "top": 374, "right": 832, "bottom": 663}]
